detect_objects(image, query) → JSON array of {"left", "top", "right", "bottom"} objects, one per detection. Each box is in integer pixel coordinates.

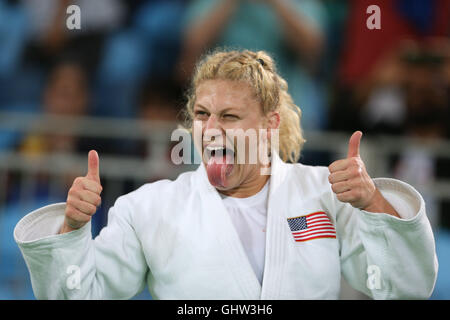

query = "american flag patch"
[{"left": 287, "top": 211, "right": 336, "bottom": 242}]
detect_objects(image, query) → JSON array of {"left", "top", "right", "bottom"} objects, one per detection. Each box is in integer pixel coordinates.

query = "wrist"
[
  {"left": 363, "top": 188, "right": 400, "bottom": 218},
  {"left": 60, "top": 218, "right": 80, "bottom": 234}
]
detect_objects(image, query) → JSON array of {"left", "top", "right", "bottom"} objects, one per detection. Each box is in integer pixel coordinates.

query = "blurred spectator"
[
  {"left": 320, "top": 0, "right": 349, "bottom": 82},
  {"left": 20, "top": 60, "right": 89, "bottom": 155},
  {"left": 176, "top": 0, "right": 328, "bottom": 131},
  {"left": 14, "top": 59, "right": 107, "bottom": 232},
  {"left": 358, "top": 39, "right": 449, "bottom": 136},
  {"left": 138, "top": 78, "right": 183, "bottom": 125},
  {"left": 1, "top": 0, "right": 125, "bottom": 132},
  {"left": 135, "top": 78, "right": 184, "bottom": 181},
  {"left": 359, "top": 38, "right": 450, "bottom": 230},
  {"left": 0, "top": 59, "right": 92, "bottom": 299},
  {"left": 94, "top": 0, "right": 186, "bottom": 119},
  {"left": 0, "top": 0, "right": 39, "bottom": 111},
  {"left": 330, "top": 0, "right": 450, "bottom": 134},
  {"left": 20, "top": 0, "right": 125, "bottom": 69},
  {"left": 339, "top": 0, "right": 449, "bottom": 88}
]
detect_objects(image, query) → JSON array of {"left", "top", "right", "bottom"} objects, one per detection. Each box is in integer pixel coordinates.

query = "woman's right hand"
[{"left": 60, "top": 150, "right": 102, "bottom": 234}]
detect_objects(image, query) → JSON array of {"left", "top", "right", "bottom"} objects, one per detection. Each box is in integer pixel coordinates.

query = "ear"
[{"left": 265, "top": 111, "right": 280, "bottom": 139}]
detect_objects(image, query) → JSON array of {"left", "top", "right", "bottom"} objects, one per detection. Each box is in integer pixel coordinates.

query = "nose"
[
  {"left": 204, "top": 114, "right": 219, "bottom": 131},
  {"left": 203, "top": 114, "right": 223, "bottom": 144}
]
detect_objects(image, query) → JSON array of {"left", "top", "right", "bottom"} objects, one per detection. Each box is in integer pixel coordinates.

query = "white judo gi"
[{"left": 14, "top": 152, "right": 438, "bottom": 299}]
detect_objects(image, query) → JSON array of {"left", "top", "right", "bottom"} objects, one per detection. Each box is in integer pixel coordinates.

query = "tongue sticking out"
[{"left": 206, "top": 152, "right": 234, "bottom": 188}]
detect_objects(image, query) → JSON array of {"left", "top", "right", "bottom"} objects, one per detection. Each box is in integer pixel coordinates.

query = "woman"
[{"left": 14, "top": 50, "right": 437, "bottom": 299}]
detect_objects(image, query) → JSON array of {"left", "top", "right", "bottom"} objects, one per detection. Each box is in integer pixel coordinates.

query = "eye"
[
  {"left": 223, "top": 114, "right": 239, "bottom": 120},
  {"left": 194, "top": 110, "right": 209, "bottom": 118}
]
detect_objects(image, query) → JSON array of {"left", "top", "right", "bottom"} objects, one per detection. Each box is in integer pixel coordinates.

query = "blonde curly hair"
[{"left": 183, "top": 48, "right": 305, "bottom": 163}]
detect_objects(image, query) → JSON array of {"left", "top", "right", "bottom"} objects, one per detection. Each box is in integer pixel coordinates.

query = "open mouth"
[
  {"left": 203, "top": 145, "right": 236, "bottom": 188},
  {"left": 204, "top": 145, "right": 235, "bottom": 164}
]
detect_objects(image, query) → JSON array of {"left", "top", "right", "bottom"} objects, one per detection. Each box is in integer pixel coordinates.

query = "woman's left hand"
[{"left": 328, "top": 131, "right": 400, "bottom": 217}]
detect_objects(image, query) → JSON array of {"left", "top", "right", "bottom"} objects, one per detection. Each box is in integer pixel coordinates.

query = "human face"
[
  {"left": 192, "top": 79, "right": 279, "bottom": 197},
  {"left": 44, "top": 64, "right": 88, "bottom": 116}
]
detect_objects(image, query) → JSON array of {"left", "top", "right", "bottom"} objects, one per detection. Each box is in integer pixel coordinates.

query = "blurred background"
[{"left": 0, "top": 0, "right": 449, "bottom": 300}]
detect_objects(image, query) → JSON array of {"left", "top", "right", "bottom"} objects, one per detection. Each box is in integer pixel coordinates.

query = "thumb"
[
  {"left": 347, "top": 131, "right": 362, "bottom": 158},
  {"left": 86, "top": 150, "right": 100, "bottom": 183}
]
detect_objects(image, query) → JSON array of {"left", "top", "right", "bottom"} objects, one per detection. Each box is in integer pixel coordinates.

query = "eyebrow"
[
  {"left": 194, "top": 103, "right": 241, "bottom": 114},
  {"left": 194, "top": 103, "right": 208, "bottom": 110}
]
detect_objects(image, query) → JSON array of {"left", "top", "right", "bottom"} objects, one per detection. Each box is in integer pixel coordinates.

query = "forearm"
[
  {"left": 337, "top": 177, "right": 438, "bottom": 299},
  {"left": 178, "top": 0, "right": 239, "bottom": 81},
  {"left": 270, "top": 0, "right": 324, "bottom": 66},
  {"left": 59, "top": 218, "right": 80, "bottom": 234},
  {"left": 15, "top": 202, "right": 148, "bottom": 299},
  {"left": 15, "top": 204, "right": 94, "bottom": 299}
]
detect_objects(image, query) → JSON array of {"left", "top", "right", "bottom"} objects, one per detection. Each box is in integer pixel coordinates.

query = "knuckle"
[
  {"left": 69, "top": 187, "right": 81, "bottom": 198},
  {"left": 65, "top": 206, "right": 76, "bottom": 218},
  {"left": 331, "top": 184, "right": 337, "bottom": 193},
  {"left": 80, "top": 202, "right": 92, "bottom": 213},
  {"left": 329, "top": 161, "right": 338, "bottom": 172},
  {"left": 352, "top": 167, "right": 361, "bottom": 177},
  {"left": 68, "top": 188, "right": 76, "bottom": 197},
  {"left": 89, "top": 203, "right": 97, "bottom": 213},
  {"left": 66, "top": 197, "right": 76, "bottom": 207},
  {"left": 358, "top": 165, "right": 364, "bottom": 174},
  {"left": 328, "top": 174, "right": 333, "bottom": 183},
  {"left": 73, "top": 177, "right": 84, "bottom": 185},
  {"left": 76, "top": 213, "right": 89, "bottom": 223}
]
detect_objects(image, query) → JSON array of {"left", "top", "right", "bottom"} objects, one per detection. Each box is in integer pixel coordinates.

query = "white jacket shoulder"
[
  {"left": 287, "top": 162, "right": 331, "bottom": 193},
  {"left": 114, "top": 169, "right": 198, "bottom": 226}
]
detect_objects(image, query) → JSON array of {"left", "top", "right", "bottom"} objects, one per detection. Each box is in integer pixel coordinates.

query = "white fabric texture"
[
  {"left": 220, "top": 180, "right": 270, "bottom": 284},
  {"left": 14, "top": 152, "right": 438, "bottom": 299}
]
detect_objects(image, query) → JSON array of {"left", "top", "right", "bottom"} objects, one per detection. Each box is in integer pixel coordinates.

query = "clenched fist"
[
  {"left": 328, "top": 131, "right": 400, "bottom": 217},
  {"left": 60, "top": 150, "right": 102, "bottom": 234}
]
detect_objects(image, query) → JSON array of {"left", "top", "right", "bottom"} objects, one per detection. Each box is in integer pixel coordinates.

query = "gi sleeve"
[
  {"left": 333, "top": 177, "right": 438, "bottom": 299},
  {"left": 14, "top": 196, "right": 148, "bottom": 300}
]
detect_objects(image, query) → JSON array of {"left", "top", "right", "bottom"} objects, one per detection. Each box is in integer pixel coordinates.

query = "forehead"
[{"left": 195, "top": 79, "right": 259, "bottom": 111}]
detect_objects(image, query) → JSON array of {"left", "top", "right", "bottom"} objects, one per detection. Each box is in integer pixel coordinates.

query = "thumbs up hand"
[
  {"left": 61, "top": 150, "right": 103, "bottom": 234},
  {"left": 327, "top": 131, "right": 378, "bottom": 210},
  {"left": 328, "top": 131, "right": 400, "bottom": 217}
]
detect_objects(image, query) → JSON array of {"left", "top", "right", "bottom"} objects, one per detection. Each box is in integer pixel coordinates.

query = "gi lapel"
[
  {"left": 260, "top": 152, "right": 291, "bottom": 299},
  {"left": 195, "top": 163, "right": 262, "bottom": 299}
]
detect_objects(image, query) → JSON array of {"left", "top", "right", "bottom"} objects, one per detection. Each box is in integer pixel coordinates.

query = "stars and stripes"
[{"left": 287, "top": 211, "right": 336, "bottom": 242}]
